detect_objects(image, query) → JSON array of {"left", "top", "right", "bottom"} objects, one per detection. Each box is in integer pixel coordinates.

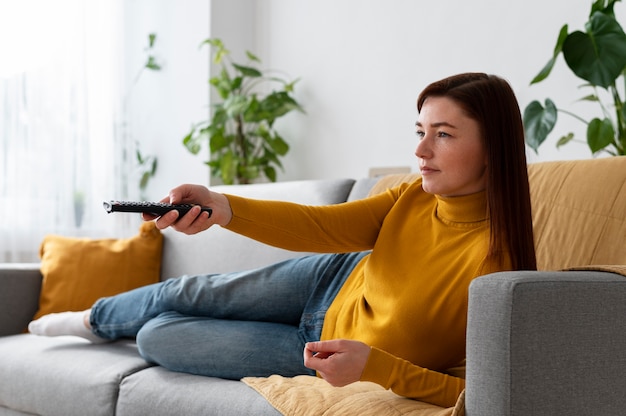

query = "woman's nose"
[{"left": 415, "top": 135, "right": 432, "bottom": 159}]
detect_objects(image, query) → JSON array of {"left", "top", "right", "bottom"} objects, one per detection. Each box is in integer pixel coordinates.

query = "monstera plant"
[
  {"left": 183, "top": 38, "right": 303, "bottom": 184},
  {"left": 524, "top": 0, "right": 626, "bottom": 156}
]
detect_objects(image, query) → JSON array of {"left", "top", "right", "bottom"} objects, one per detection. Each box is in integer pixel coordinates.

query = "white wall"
[
  {"left": 254, "top": 0, "right": 621, "bottom": 180},
  {"left": 130, "top": 0, "right": 623, "bottom": 194},
  {"left": 123, "top": 0, "right": 211, "bottom": 201}
]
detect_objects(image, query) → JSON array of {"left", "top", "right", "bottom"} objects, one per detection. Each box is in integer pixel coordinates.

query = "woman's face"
[{"left": 414, "top": 96, "right": 487, "bottom": 197}]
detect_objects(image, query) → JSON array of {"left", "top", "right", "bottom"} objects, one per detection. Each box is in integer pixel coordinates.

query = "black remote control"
[{"left": 103, "top": 201, "right": 212, "bottom": 218}]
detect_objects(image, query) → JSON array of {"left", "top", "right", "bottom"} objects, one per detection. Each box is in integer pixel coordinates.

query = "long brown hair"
[{"left": 417, "top": 73, "right": 536, "bottom": 271}]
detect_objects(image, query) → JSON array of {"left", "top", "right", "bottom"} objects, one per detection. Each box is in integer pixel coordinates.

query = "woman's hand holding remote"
[{"left": 145, "top": 184, "right": 233, "bottom": 234}]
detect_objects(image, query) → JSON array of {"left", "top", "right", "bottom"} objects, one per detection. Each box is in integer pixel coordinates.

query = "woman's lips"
[{"left": 420, "top": 166, "right": 439, "bottom": 175}]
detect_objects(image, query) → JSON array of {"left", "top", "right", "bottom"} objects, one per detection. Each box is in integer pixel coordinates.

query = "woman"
[{"left": 29, "top": 73, "right": 536, "bottom": 408}]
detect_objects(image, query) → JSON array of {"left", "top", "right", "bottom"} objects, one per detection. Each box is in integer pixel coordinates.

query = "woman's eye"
[
  {"left": 437, "top": 131, "right": 451, "bottom": 138},
  {"left": 415, "top": 130, "right": 425, "bottom": 138}
]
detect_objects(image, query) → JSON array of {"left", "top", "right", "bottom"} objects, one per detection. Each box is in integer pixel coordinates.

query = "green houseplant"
[
  {"left": 524, "top": 0, "right": 626, "bottom": 156},
  {"left": 183, "top": 38, "right": 303, "bottom": 184},
  {"left": 118, "top": 33, "right": 161, "bottom": 201},
  {"left": 134, "top": 33, "right": 160, "bottom": 197}
]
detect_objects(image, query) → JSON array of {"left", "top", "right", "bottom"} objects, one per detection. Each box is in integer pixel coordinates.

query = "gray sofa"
[
  {"left": 0, "top": 177, "right": 375, "bottom": 416},
  {"left": 2, "top": 157, "right": 626, "bottom": 416}
]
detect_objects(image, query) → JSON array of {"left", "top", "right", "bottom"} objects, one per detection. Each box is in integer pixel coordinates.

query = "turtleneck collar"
[{"left": 435, "top": 191, "right": 488, "bottom": 224}]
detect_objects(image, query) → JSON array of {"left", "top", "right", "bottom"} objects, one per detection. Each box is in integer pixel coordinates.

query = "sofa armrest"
[
  {"left": 0, "top": 263, "right": 42, "bottom": 336},
  {"left": 465, "top": 270, "right": 626, "bottom": 416}
]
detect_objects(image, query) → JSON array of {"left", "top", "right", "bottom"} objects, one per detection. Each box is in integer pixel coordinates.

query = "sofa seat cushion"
[
  {"left": 116, "top": 366, "right": 280, "bottom": 416},
  {"left": 0, "top": 335, "right": 151, "bottom": 416}
]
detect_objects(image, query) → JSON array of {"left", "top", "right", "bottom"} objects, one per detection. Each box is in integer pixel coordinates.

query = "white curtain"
[{"left": 0, "top": 0, "right": 140, "bottom": 262}]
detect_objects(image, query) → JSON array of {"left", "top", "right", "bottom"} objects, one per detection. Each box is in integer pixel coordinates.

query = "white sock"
[{"left": 28, "top": 311, "right": 108, "bottom": 344}]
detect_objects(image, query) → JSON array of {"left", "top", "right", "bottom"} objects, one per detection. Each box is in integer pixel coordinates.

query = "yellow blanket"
[
  {"left": 566, "top": 264, "right": 626, "bottom": 277},
  {"left": 242, "top": 375, "right": 464, "bottom": 416}
]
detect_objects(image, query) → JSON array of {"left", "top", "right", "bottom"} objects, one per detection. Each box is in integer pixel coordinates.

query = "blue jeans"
[{"left": 90, "top": 252, "right": 369, "bottom": 379}]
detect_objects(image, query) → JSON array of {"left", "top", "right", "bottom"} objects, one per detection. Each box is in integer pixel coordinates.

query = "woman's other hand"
[{"left": 303, "top": 339, "right": 371, "bottom": 387}]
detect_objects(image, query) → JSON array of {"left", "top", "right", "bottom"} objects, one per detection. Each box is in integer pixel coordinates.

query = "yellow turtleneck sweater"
[{"left": 225, "top": 178, "right": 511, "bottom": 407}]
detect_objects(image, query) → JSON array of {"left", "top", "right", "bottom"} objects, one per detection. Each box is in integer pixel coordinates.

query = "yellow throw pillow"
[{"left": 33, "top": 222, "right": 163, "bottom": 320}]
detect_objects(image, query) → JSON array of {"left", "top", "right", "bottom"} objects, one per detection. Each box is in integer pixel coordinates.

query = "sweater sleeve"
[
  {"left": 360, "top": 347, "right": 465, "bottom": 408},
  {"left": 223, "top": 190, "right": 398, "bottom": 253}
]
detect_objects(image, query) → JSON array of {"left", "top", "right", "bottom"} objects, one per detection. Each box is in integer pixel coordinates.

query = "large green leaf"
[
  {"left": 145, "top": 56, "right": 161, "bottom": 71},
  {"left": 531, "top": 25, "right": 569, "bottom": 85},
  {"left": 201, "top": 38, "right": 229, "bottom": 64},
  {"left": 268, "top": 133, "right": 290, "bottom": 156},
  {"left": 245, "top": 50, "right": 261, "bottom": 63},
  {"left": 587, "top": 117, "right": 615, "bottom": 152},
  {"left": 556, "top": 132, "right": 575, "bottom": 148},
  {"left": 233, "top": 63, "right": 262, "bottom": 78},
  {"left": 230, "top": 76, "right": 243, "bottom": 91},
  {"left": 219, "top": 150, "right": 236, "bottom": 185},
  {"left": 562, "top": 11, "right": 626, "bottom": 88},
  {"left": 238, "top": 164, "right": 260, "bottom": 182},
  {"left": 264, "top": 166, "right": 277, "bottom": 182},
  {"left": 263, "top": 146, "right": 282, "bottom": 167},
  {"left": 223, "top": 95, "right": 249, "bottom": 118},
  {"left": 211, "top": 107, "right": 228, "bottom": 125},
  {"left": 182, "top": 131, "right": 201, "bottom": 155},
  {"left": 210, "top": 68, "right": 233, "bottom": 99},
  {"left": 591, "top": 0, "right": 620, "bottom": 17},
  {"left": 256, "top": 92, "right": 303, "bottom": 125},
  {"left": 209, "top": 131, "right": 230, "bottom": 153},
  {"left": 523, "top": 99, "right": 558, "bottom": 152}
]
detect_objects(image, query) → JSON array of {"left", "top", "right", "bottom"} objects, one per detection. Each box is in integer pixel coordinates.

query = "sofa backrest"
[
  {"left": 528, "top": 157, "right": 626, "bottom": 270},
  {"left": 161, "top": 157, "right": 626, "bottom": 280},
  {"left": 160, "top": 178, "right": 357, "bottom": 280},
  {"left": 370, "top": 157, "right": 626, "bottom": 271}
]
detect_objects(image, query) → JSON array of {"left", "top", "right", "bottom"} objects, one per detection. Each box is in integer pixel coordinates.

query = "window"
[{"left": 0, "top": 0, "right": 140, "bottom": 262}]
